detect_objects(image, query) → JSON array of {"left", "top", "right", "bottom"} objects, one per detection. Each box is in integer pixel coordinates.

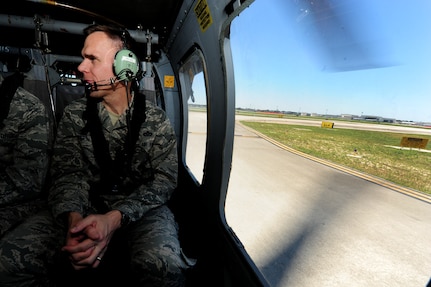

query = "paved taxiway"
[{"left": 187, "top": 112, "right": 431, "bottom": 287}]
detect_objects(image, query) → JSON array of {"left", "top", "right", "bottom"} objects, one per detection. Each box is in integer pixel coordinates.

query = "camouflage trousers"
[
  {"left": 0, "top": 205, "right": 190, "bottom": 287},
  {"left": 0, "top": 200, "right": 46, "bottom": 238}
]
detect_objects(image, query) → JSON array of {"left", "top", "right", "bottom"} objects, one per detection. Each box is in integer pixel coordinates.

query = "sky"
[{"left": 229, "top": 0, "right": 431, "bottom": 123}]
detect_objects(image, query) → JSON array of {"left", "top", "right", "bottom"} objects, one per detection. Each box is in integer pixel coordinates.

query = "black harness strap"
[{"left": 81, "top": 92, "right": 150, "bottom": 197}]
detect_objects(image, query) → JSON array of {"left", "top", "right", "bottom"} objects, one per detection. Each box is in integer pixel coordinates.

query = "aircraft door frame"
[{"left": 165, "top": 0, "right": 269, "bottom": 286}]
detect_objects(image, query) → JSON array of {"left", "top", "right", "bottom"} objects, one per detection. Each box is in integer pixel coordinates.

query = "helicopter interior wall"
[{"left": 163, "top": 0, "right": 268, "bottom": 286}]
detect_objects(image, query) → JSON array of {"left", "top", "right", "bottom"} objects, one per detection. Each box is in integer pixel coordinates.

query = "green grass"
[{"left": 241, "top": 121, "right": 431, "bottom": 194}]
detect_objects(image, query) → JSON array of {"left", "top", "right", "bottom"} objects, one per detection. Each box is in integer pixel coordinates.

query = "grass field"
[{"left": 240, "top": 121, "right": 431, "bottom": 195}]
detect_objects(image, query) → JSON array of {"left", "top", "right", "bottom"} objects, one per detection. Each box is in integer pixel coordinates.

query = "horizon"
[{"left": 189, "top": 103, "right": 431, "bottom": 125}]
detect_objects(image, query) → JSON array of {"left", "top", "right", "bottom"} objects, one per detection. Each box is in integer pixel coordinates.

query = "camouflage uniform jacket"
[
  {"left": 0, "top": 86, "right": 50, "bottom": 207},
  {"left": 48, "top": 96, "right": 178, "bottom": 224}
]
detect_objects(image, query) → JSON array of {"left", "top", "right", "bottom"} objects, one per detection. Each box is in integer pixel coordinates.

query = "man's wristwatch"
[{"left": 120, "top": 211, "right": 130, "bottom": 228}]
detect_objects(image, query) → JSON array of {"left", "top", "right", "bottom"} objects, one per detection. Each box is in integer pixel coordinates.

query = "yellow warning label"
[
  {"left": 194, "top": 0, "right": 213, "bottom": 32},
  {"left": 321, "top": 121, "right": 334, "bottom": 128},
  {"left": 400, "top": 137, "right": 429, "bottom": 149},
  {"left": 164, "top": 75, "right": 175, "bottom": 88}
]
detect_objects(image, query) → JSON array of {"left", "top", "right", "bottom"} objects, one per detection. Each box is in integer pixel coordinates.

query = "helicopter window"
[
  {"left": 179, "top": 49, "right": 208, "bottom": 183},
  {"left": 226, "top": 0, "right": 430, "bottom": 286}
]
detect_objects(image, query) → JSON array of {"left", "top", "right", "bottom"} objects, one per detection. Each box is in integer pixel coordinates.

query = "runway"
[{"left": 187, "top": 111, "right": 431, "bottom": 287}]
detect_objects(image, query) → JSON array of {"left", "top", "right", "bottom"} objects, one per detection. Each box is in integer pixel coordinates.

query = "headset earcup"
[{"left": 113, "top": 49, "right": 139, "bottom": 81}]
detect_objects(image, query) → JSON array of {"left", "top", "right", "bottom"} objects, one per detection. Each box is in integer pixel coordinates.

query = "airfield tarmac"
[{"left": 187, "top": 111, "right": 431, "bottom": 287}]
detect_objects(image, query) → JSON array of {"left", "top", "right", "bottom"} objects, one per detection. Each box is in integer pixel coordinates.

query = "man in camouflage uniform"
[
  {"left": 0, "top": 73, "right": 50, "bottom": 237},
  {"left": 0, "top": 24, "right": 189, "bottom": 286}
]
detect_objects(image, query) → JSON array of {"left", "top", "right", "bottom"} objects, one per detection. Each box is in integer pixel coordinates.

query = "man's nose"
[{"left": 77, "top": 60, "right": 87, "bottom": 73}]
